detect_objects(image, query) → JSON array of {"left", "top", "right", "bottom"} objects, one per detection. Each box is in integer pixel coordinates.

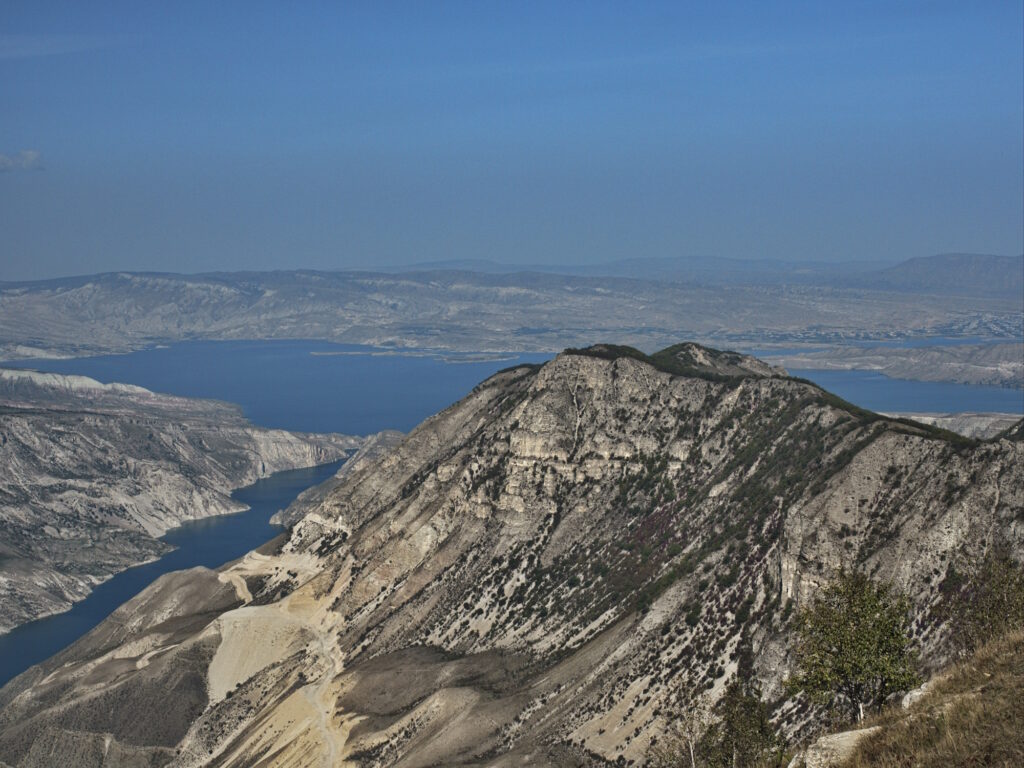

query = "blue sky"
[{"left": 1, "top": 1, "right": 1021, "bottom": 280}]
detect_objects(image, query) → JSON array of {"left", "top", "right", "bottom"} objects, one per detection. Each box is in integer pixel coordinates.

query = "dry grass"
[{"left": 843, "top": 630, "right": 1024, "bottom": 767}]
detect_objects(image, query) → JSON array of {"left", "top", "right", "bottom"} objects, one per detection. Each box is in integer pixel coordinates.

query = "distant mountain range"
[
  {"left": 0, "top": 254, "right": 1019, "bottom": 362},
  {"left": 851, "top": 253, "right": 1024, "bottom": 297},
  {"left": 399, "top": 254, "right": 890, "bottom": 287},
  {"left": 403, "top": 252, "right": 1024, "bottom": 297}
]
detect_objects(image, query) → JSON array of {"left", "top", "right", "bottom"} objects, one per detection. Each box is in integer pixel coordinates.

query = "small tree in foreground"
[
  {"left": 701, "top": 680, "right": 784, "bottom": 768},
  {"left": 787, "top": 570, "right": 918, "bottom": 723},
  {"left": 648, "top": 691, "right": 711, "bottom": 768},
  {"left": 649, "top": 681, "right": 784, "bottom": 768}
]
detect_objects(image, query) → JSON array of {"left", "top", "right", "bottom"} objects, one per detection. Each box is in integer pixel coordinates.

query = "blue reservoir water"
[
  {"left": 0, "top": 343, "right": 549, "bottom": 687},
  {"left": 0, "top": 342, "right": 1018, "bottom": 688},
  {"left": 6, "top": 340, "right": 1018, "bottom": 426},
  {"left": 0, "top": 460, "right": 342, "bottom": 688},
  {"left": 1, "top": 341, "right": 550, "bottom": 435},
  {"left": 789, "top": 369, "right": 1023, "bottom": 414}
]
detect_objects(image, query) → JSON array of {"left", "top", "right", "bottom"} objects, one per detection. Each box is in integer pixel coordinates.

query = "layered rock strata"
[
  {"left": 0, "top": 368, "right": 361, "bottom": 633},
  {"left": 0, "top": 344, "right": 1020, "bottom": 767}
]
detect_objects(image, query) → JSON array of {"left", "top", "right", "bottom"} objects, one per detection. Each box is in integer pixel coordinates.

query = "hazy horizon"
[
  {"left": 2, "top": 1, "right": 1022, "bottom": 281},
  {"left": 5, "top": 250, "right": 1024, "bottom": 287}
]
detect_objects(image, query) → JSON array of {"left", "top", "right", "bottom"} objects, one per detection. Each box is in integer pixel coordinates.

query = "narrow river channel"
[{"left": 0, "top": 460, "right": 342, "bottom": 688}]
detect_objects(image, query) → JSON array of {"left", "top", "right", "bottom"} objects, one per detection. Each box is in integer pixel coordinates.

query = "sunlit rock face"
[
  {"left": 0, "top": 344, "right": 1020, "bottom": 768},
  {"left": 0, "top": 368, "right": 361, "bottom": 634}
]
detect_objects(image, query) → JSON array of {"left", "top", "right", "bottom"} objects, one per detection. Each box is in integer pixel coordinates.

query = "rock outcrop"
[
  {"left": 800, "top": 727, "right": 881, "bottom": 768},
  {"left": 0, "top": 344, "right": 1020, "bottom": 767},
  {"left": 270, "top": 430, "right": 405, "bottom": 528},
  {"left": 0, "top": 368, "right": 362, "bottom": 634}
]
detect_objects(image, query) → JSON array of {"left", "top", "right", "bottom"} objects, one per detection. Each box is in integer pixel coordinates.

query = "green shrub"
[{"left": 787, "top": 570, "right": 919, "bottom": 723}]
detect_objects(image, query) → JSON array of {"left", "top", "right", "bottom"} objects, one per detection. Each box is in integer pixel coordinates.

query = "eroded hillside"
[
  {"left": 0, "top": 368, "right": 362, "bottom": 634},
  {"left": 1, "top": 269, "right": 1019, "bottom": 361},
  {"left": 0, "top": 345, "right": 1020, "bottom": 767}
]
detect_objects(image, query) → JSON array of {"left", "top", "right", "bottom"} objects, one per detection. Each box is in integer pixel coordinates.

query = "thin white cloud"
[{"left": 0, "top": 150, "right": 43, "bottom": 172}]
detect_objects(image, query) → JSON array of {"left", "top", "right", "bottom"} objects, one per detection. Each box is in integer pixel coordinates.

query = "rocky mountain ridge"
[
  {"left": 0, "top": 368, "right": 362, "bottom": 634},
  {"left": 881, "top": 412, "right": 1022, "bottom": 440},
  {"left": 0, "top": 343, "right": 1020, "bottom": 767}
]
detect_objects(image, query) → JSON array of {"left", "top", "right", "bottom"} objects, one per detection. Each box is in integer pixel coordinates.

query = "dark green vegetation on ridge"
[
  {"left": 0, "top": 343, "right": 1020, "bottom": 766},
  {"left": 566, "top": 343, "right": 980, "bottom": 446}
]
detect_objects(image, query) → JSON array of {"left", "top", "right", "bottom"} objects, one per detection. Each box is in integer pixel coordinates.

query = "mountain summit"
[{"left": 0, "top": 345, "right": 1020, "bottom": 766}]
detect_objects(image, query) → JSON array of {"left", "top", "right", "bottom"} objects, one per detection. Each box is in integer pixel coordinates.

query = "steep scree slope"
[{"left": 0, "top": 344, "right": 1020, "bottom": 767}]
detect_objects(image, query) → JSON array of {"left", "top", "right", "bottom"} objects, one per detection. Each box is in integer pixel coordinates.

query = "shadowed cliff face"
[
  {"left": 0, "top": 345, "right": 1021, "bottom": 768},
  {"left": 0, "top": 368, "right": 362, "bottom": 634}
]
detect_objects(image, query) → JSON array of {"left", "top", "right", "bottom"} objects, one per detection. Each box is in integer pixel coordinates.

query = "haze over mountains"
[
  {"left": 1, "top": 344, "right": 1020, "bottom": 766},
  {"left": 407, "top": 252, "right": 1024, "bottom": 297},
  {"left": 0, "top": 254, "right": 1020, "bottom": 365},
  {"left": 855, "top": 254, "right": 1024, "bottom": 298},
  {"left": 2, "top": 1, "right": 1020, "bottom": 763}
]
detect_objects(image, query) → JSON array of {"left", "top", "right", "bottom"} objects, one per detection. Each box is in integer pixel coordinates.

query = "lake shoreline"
[{"left": 0, "top": 460, "right": 343, "bottom": 688}]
